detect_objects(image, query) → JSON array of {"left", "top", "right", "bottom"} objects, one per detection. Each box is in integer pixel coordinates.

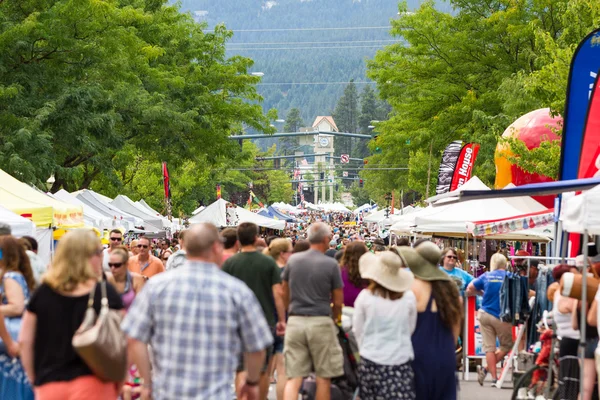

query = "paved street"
[{"left": 265, "top": 378, "right": 514, "bottom": 399}]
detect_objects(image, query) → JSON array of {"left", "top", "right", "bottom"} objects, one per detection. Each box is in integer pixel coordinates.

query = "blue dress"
[
  {"left": 0, "top": 271, "right": 35, "bottom": 400},
  {"left": 411, "top": 294, "right": 457, "bottom": 400}
]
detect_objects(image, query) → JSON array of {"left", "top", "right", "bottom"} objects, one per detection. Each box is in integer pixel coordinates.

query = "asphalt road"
[{"left": 265, "top": 378, "right": 514, "bottom": 399}]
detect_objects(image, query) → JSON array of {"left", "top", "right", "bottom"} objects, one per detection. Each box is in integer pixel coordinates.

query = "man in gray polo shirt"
[{"left": 282, "top": 222, "right": 344, "bottom": 400}]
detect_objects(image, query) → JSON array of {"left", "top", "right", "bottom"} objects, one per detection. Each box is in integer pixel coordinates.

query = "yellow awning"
[{"left": 0, "top": 169, "right": 84, "bottom": 229}]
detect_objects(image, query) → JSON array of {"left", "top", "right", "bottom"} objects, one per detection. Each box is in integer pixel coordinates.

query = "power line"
[
  {"left": 207, "top": 26, "right": 392, "bottom": 32},
  {"left": 227, "top": 39, "right": 398, "bottom": 45},
  {"left": 256, "top": 81, "right": 376, "bottom": 86},
  {"left": 227, "top": 45, "right": 388, "bottom": 51}
]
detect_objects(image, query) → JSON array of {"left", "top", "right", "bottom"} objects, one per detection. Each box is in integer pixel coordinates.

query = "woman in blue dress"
[
  {"left": 0, "top": 235, "right": 36, "bottom": 400},
  {"left": 396, "top": 241, "right": 462, "bottom": 400}
]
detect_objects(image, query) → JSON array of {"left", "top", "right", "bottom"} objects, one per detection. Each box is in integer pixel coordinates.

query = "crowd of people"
[{"left": 0, "top": 216, "right": 596, "bottom": 400}]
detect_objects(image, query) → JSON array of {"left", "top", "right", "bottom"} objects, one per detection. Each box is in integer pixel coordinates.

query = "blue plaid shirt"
[{"left": 121, "top": 261, "right": 273, "bottom": 400}]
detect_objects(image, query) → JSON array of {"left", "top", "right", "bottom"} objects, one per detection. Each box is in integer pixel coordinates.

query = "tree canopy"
[
  {"left": 365, "top": 0, "right": 600, "bottom": 202},
  {"left": 0, "top": 0, "right": 276, "bottom": 214}
]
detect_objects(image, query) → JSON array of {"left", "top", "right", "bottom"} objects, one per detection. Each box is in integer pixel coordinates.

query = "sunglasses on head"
[
  {"left": 137, "top": 244, "right": 149, "bottom": 249},
  {"left": 108, "top": 262, "right": 123, "bottom": 268},
  {"left": 446, "top": 255, "right": 458, "bottom": 260},
  {"left": 110, "top": 237, "right": 122, "bottom": 242}
]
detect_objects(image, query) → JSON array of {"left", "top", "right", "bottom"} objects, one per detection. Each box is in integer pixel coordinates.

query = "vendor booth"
[
  {"left": 0, "top": 205, "right": 36, "bottom": 238},
  {"left": 0, "top": 169, "right": 84, "bottom": 263},
  {"left": 190, "top": 198, "right": 286, "bottom": 230}
]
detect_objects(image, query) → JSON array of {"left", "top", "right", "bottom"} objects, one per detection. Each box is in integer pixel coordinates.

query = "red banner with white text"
[{"left": 450, "top": 143, "right": 480, "bottom": 191}]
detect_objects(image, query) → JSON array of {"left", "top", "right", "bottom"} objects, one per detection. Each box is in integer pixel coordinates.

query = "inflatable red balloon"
[{"left": 495, "top": 108, "right": 562, "bottom": 208}]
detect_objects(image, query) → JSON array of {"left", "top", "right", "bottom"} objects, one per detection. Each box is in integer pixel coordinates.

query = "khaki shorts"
[
  {"left": 478, "top": 310, "right": 513, "bottom": 353},
  {"left": 284, "top": 316, "right": 344, "bottom": 379}
]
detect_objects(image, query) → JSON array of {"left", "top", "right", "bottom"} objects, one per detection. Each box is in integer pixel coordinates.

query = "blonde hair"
[
  {"left": 263, "top": 238, "right": 291, "bottom": 260},
  {"left": 490, "top": 253, "right": 508, "bottom": 271},
  {"left": 43, "top": 229, "right": 99, "bottom": 292},
  {"left": 111, "top": 246, "right": 130, "bottom": 264}
]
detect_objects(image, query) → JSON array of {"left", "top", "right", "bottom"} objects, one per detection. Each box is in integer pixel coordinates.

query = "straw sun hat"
[
  {"left": 359, "top": 251, "right": 414, "bottom": 293},
  {"left": 394, "top": 241, "right": 451, "bottom": 282}
]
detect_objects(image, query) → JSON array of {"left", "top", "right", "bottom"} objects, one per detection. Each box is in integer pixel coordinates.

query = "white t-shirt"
[
  {"left": 102, "top": 248, "right": 111, "bottom": 272},
  {"left": 353, "top": 289, "right": 417, "bottom": 365}
]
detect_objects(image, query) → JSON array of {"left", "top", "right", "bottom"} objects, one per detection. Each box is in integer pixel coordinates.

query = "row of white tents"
[{"left": 384, "top": 177, "right": 553, "bottom": 241}]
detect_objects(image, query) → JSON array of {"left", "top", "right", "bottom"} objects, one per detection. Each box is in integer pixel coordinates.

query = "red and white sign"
[
  {"left": 450, "top": 143, "right": 480, "bottom": 191},
  {"left": 342, "top": 171, "right": 348, "bottom": 177},
  {"left": 340, "top": 154, "right": 350, "bottom": 164}
]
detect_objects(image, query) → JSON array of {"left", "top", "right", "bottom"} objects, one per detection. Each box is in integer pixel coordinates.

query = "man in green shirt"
[{"left": 222, "top": 222, "right": 286, "bottom": 400}]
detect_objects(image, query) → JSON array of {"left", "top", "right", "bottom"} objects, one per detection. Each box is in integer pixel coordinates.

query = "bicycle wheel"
[{"left": 511, "top": 365, "right": 542, "bottom": 400}]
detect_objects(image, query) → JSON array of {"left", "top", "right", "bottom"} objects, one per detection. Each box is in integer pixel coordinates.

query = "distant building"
[{"left": 294, "top": 116, "right": 337, "bottom": 204}]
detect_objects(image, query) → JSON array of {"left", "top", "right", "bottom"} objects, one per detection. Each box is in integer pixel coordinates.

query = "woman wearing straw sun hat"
[
  {"left": 394, "top": 241, "right": 462, "bottom": 400},
  {"left": 353, "top": 251, "right": 417, "bottom": 399}
]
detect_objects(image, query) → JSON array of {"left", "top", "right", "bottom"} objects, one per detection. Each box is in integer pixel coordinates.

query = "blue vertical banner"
[{"left": 559, "top": 29, "right": 600, "bottom": 181}]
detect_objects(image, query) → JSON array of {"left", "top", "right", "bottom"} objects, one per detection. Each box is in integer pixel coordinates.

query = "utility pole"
[{"left": 425, "top": 139, "right": 433, "bottom": 199}]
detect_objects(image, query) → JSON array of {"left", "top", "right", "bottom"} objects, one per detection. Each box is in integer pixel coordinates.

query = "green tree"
[
  {"left": 280, "top": 107, "right": 304, "bottom": 152},
  {"left": 333, "top": 80, "right": 359, "bottom": 156},
  {"left": 0, "top": 0, "right": 274, "bottom": 198},
  {"left": 358, "top": 86, "right": 378, "bottom": 135},
  {"left": 365, "top": 0, "right": 585, "bottom": 199},
  {"left": 355, "top": 86, "right": 380, "bottom": 159},
  {"left": 283, "top": 108, "right": 305, "bottom": 132},
  {"left": 350, "top": 182, "right": 371, "bottom": 206}
]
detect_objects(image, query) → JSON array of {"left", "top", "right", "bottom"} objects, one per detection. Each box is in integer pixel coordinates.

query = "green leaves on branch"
[
  {"left": 0, "top": 0, "right": 274, "bottom": 214},
  {"left": 366, "top": 0, "right": 600, "bottom": 200}
]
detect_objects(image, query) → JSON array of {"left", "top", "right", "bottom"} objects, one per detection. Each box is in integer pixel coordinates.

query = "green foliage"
[
  {"left": 349, "top": 182, "right": 371, "bottom": 206},
  {"left": 280, "top": 107, "right": 304, "bottom": 151},
  {"left": 366, "top": 0, "right": 600, "bottom": 199},
  {"left": 0, "top": 0, "right": 275, "bottom": 213},
  {"left": 333, "top": 80, "right": 359, "bottom": 156}
]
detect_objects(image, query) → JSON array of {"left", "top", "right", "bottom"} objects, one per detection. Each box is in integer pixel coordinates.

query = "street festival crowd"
[{"left": 0, "top": 209, "right": 598, "bottom": 400}]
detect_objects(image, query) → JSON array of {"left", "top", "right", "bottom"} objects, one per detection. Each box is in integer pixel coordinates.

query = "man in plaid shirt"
[{"left": 122, "top": 223, "right": 274, "bottom": 400}]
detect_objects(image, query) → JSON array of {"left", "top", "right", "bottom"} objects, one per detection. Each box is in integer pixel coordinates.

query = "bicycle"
[{"left": 512, "top": 311, "right": 559, "bottom": 400}]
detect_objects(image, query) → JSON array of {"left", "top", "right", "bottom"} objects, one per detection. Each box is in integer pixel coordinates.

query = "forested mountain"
[{"left": 177, "top": 0, "right": 452, "bottom": 126}]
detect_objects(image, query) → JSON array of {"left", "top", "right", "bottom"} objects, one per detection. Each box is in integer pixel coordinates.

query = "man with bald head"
[{"left": 122, "top": 223, "right": 274, "bottom": 400}]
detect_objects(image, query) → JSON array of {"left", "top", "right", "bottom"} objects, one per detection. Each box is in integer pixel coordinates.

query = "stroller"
[{"left": 299, "top": 324, "right": 360, "bottom": 400}]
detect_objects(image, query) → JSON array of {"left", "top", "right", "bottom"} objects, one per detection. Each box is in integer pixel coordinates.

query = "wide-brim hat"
[
  {"left": 394, "top": 242, "right": 451, "bottom": 282},
  {"left": 359, "top": 251, "right": 414, "bottom": 293}
]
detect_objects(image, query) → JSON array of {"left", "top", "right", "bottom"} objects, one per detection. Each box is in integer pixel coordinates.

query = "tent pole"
[
  {"left": 465, "top": 234, "right": 469, "bottom": 269},
  {"left": 579, "top": 230, "right": 589, "bottom": 398}
]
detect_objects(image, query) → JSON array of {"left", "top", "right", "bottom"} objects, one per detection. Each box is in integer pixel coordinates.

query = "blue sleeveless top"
[{"left": 0, "top": 271, "right": 34, "bottom": 400}]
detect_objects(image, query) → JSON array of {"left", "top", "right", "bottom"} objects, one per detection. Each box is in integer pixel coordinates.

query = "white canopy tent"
[
  {"left": 111, "top": 195, "right": 167, "bottom": 231},
  {"left": 416, "top": 177, "right": 548, "bottom": 234},
  {"left": 190, "top": 199, "right": 286, "bottom": 230},
  {"left": 390, "top": 177, "right": 551, "bottom": 239},
  {"left": 0, "top": 205, "right": 36, "bottom": 237},
  {"left": 502, "top": 183, "right": 548, "bottom": 213},
  {"left": 560, "top": 186, "right": 600, "bottom": 235},
  {"left": 75, "top": 190, "right": 142, "bottom": 231},
  {"left": 319, "top": 202, "right": 352, "bottom": 213},
  {"left": 191, "top": 206, "right": 205, "bottom": 215},
  {"left": 390, "top": 205, "right": 449, "bottom": 233},
  {"left": 363, "top": 206, "right": 421, "bottom": 224},
  {"left": 354, "top": 204, "right": 377, "bottom": 214},
  {"left": 137, "top": 200, "right": 162, "bottom": 216},
  {"left": 51, "top": 190, "right": 114, "bottom": 230}
]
